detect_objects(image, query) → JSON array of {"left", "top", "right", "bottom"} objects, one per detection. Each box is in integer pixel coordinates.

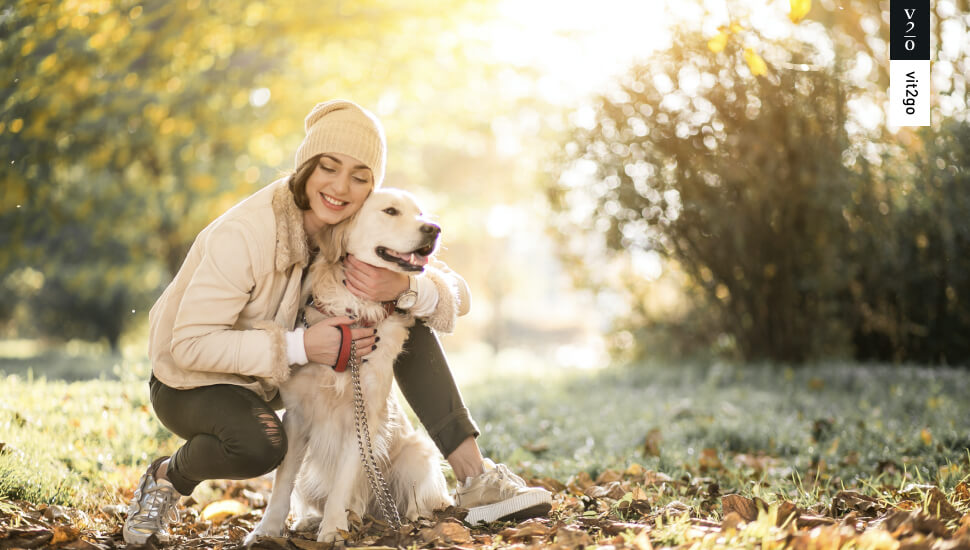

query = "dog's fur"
[{"left": 246, "top": 189, "right": 452, "bottom": 544}]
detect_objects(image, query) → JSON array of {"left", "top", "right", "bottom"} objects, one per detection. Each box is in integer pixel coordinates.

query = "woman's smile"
[{"left": 320, "top": 192, "right": 349, "bottom": 209}]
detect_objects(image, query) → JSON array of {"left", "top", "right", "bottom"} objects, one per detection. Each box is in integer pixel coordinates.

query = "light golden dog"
[{"left": 246, "top": 189, "right": 452, "bottom": 544}]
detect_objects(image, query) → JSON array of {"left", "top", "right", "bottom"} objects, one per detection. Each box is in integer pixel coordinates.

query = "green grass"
[
  {"left": 2, "top": 349, "right": 969, "bottom": 523},
  {"left": 0, "top": 358, "right": 180, "bottom": 511},
  {"left": 459, "top": 357, "right": 970, "bottom": 507}
]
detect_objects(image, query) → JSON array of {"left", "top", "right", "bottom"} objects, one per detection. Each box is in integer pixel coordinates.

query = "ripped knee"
[
  {"left": 249, "top": 411, "right": 287, "bottom": 473},
  {"left": 256, "top": 412, "right": 286, "bottom": 448}
]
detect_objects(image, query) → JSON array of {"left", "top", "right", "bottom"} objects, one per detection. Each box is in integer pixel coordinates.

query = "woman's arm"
[{"left": 169, "top": 221, "right": 292, "bottom": 385}]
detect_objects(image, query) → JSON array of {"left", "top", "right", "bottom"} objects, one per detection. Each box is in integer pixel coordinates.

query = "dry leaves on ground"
[{"left": 3, "top": 466, "right": 970, "bottom": 549}]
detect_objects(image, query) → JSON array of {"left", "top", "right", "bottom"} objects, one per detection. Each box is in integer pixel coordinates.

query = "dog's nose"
[{"left": 420, "top": 223, "right": 441, "bottom": 237}]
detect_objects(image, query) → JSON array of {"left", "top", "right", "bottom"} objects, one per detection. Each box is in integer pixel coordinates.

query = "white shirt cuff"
[
  {"left": 285, "top": 328, "right": 308, "bottom": 365},
  {"left": 409, "top": 274, "right": 439, "bottom": 317}
]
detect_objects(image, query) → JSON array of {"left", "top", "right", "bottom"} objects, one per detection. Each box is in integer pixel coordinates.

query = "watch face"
[{"left": 397, "top": 291, "right": 417, "bottom": 309}]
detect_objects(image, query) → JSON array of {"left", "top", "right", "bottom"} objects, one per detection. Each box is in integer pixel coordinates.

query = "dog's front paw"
[
  {"left": 316, "top": 525, "right": 346, "bottom": 544},
  {"left": 317, "top": 530, "right": 344, "bottom": 544},
  {"left": 244, "top": 523, "right": 284, "bottom": 546}
]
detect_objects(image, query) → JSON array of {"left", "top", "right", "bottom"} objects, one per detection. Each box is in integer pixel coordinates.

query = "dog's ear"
[{"left": 312, "top": 210, "right": 359, "bottom": 264}]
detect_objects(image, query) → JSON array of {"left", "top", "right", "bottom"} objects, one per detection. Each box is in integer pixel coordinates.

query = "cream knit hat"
[{"left": 294, "top": 99, "right": 387, "bottom": 188}]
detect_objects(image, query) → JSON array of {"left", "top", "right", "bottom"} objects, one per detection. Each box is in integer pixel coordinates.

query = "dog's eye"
[{"left": 382, "top": 207, "right": 399, "bottom": 216}]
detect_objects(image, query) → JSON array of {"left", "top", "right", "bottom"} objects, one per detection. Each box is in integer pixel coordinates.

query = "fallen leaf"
[
  {"left": 831, "top": 491, "right": 884, "bottom": 518},
  {"left": 625, "top": 463, "right": 645, "bottom": 478},
  {"left": 586, "top": 481, "right": 627, "bottom": 500},
  {"left": 555, "top": 525, "right": 593, "bottom": 549},
  {"left": 796, "top": 514, "right": 837, "bottom": 529},
  {"left": 200, "top": 499, "right": 249, "bottom": 523},
  {"left": 531, "top": 476, "right": 568, "bottom": 493},
  {"left": 596, "top": 469, "right": 623, "bottom": 485},
  {"left": 897, "top": 500, "right": 919, "bottom": 511},
  {"left": 722, "top": 494, "right": 759, "bottom": 522},
  {"left": 955, "top": 482, "right": 970, "bottom": 504},
  {"left": 643, "top": 429, "right": 662, "bottom": 457},
  {"left": 925, "top": 487, "right": 960, "bottom": 521},
  {"left": 596, "top": 520, "right": 650, "bottom": 535},
  {"left": 1, "top": 528, "right": 54, "bottom": 548},
  {"left": 51, "top": 525, "right": 80, "bottom": 544},
  {"left": 881, "top": 510, "right": 949, "bottom": 538},
  {"left": 699, "top": 448, "right": 723, "bottom": 471},
  {"left": 499, "top": 518, "right": 554, "bottom": 541},
  {"left": 777, "top": 501, "right": 800, "bottom": 527},
  {"left": 567, "top": 471, "right": 595, "bottom": 495},
  {"left": 418, "top": 518, "right": 472, "bottom": 545}
]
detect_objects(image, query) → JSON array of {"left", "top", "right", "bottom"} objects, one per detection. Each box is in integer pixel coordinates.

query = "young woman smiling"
[{"left": 123, "top": 100, "right": 551, "bottom": 544}]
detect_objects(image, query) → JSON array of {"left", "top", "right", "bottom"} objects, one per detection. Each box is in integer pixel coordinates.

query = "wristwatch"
[{"left": 394, "top": 275, "right": 418, "bottom": 310}]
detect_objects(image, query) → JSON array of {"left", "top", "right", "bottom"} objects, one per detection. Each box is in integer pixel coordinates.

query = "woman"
[{"left": 123, "top": 100, "right": 551, "bottom": 544}]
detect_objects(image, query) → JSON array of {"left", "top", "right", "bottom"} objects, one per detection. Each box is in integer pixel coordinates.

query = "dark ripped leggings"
[{"left": 149, "top": 321, "right": 479, "bottom": 496}]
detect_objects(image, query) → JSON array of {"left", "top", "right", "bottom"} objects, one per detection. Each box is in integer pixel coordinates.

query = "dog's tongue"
[
  {"left": 407, "top": 252, "right": 430, "bottom": 268},
  {"left": 389, "top": 249, "right": 430, "bottom": 268}
]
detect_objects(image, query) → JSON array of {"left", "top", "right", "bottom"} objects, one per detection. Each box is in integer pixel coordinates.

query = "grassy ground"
[
  {"left": 466, "top": 358, "right": 970, "bottom": 503},
  {"left": 1, "top": 349, "right": 969, "bottom": 545}
]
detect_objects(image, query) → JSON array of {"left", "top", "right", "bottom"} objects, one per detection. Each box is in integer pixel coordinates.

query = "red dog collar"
[{"left": 333, "top": 324, "right": 353, "bottom": 373}]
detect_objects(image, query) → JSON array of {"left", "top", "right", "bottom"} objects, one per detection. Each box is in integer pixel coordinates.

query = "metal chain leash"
[{"left": 349, "top": 338, "right": 403, "bottom": 529}]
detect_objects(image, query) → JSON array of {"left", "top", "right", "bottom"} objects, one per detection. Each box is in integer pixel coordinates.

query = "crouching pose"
[{"left": 123, "top": 99, "right": 551, "bottom": 545}]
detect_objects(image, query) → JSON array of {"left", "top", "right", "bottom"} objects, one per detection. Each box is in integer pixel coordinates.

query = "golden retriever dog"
[{"left": 246, "top": 189, "right": 452, "bottom": 544}]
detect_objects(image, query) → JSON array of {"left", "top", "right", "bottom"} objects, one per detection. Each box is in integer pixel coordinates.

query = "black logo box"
[{"left": 890, "top": 0, "right": 930, "bottom": 60}]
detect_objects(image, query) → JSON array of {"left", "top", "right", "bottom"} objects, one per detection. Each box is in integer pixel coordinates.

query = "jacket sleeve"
[
  {"left": 169, "top": 221, "right": 291, "bottom": 385},
  {"left": 420, "top": 260, "right": 472, "bottom": 334}
]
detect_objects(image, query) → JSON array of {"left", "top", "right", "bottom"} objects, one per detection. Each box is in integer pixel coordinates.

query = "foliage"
[
  {"left": 0, "top": 0, "right": 499, "bottom": 348},
  {"left": 846, "top": 120, "right": 970, "bottom": 363},
  {"left": 548, "top": 31, "right": 859, "bottom": 363}
]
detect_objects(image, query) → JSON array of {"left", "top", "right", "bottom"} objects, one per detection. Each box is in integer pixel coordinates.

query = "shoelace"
[
  {"left": 492, "top": 463, "right": 527, "bottom": 487},
  {"left": 129, "top": 483, "right": 180, "bottom": 532},
  {"left": 466, "top": 463, "right": 526, "bottom": 500}
]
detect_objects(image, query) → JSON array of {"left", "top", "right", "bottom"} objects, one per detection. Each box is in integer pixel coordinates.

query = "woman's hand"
[
  {"left": 343, "top": 254, "right": 409, "bottom": 302},
  {"left": 304, "top": 315, "right": 377, "bottom": 366}
]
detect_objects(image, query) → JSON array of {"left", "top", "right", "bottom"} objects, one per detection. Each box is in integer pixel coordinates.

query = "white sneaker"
[
  {"left": 457, "top": 459, "right": 552, "bottom": 525},
  {"left": 123, "top": 457, "right": 181, "bottom": 544}
]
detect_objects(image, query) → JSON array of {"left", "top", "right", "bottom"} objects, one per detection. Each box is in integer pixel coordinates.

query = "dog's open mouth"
[{"left": 376, "top": 241, "right": 435, "bottom": 272}]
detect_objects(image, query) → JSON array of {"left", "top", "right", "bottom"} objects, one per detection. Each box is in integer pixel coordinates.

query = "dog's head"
[{"left": 343, "top": 188, "right": 440, "bottom": 273}]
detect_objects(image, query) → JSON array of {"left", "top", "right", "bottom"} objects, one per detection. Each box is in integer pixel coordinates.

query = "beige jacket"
[{"left": 148, "top": 179, "right": 471, "bottom": 402}]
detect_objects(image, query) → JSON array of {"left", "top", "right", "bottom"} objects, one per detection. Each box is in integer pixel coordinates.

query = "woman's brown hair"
[{"left": 286, "top": 154, "right": 321, "bottom": 210}]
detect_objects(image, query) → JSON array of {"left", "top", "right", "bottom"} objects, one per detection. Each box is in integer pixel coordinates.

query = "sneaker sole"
[
  {"left": 464, "top": 492, "right": 553, "bottom": 525},
  {"left": 122, "top": 528, "right": 170, "bottom": 545}
]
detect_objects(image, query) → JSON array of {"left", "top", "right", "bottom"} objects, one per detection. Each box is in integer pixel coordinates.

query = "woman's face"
[{"left": 303, "top": 153, "right": 374, "bottom": 230}]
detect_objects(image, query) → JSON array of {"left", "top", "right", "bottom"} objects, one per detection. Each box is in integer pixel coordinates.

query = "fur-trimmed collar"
[{"left": 271, "top": 180, "right": 310, "bottom": 272}]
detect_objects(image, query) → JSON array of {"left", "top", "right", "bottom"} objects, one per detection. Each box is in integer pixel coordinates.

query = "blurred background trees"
[
  {"left": 0, "top": 0, "right": 510, "bottom": 350},
  {"left": 548, "top": 0, "right": 970, "bottom": 365},
  {"left": 550, "top": 33, "right": 858, "bottom": 363},
  {"left": 2, "top": 0, "right": 968, "bottom": 366}
]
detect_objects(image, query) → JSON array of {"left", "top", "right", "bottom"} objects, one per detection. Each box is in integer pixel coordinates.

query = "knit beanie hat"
[{"left": 294, "top": 99, "right": 387, "bottom": 188}]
